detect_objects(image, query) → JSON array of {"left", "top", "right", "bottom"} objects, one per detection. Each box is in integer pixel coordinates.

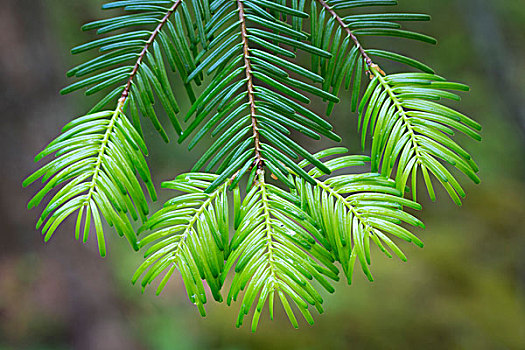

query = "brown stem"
[
  {"left": 237, "top": 0, "right": 263, "bottom": 170},
  {"left": 118, "top": 0, "right": 182, "bottom": 105},
  {"left": 316, "top": 0, "right": 375, "bottom": 68}
]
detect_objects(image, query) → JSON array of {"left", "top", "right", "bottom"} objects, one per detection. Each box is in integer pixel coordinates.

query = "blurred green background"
[{"left": 1, "top": 0, "right": 524, "bottom": 349}]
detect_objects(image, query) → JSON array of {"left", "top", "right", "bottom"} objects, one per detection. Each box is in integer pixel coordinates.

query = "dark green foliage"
[
  {"left": 64, "top": 0, "right": 205, "bottom": 140},
  {"left": 179, "top": 0, "right": 341, "bottom": 190},
  {"left": 24, "top": 0, "right": 482, "bottom": 331}
]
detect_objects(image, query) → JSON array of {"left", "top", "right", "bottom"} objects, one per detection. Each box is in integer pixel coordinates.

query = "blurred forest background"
[{"left": 1, "top": 0, "right": 524, "bottom": 349}]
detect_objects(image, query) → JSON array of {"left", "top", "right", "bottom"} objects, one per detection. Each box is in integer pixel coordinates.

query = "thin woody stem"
[
  {"left": 237, "top": 0, "right": 263, "bottom": 171},
  {"left": 119, "top": 0, "right": 182, "bottom": 104},
  {"left": 85, "top": 1, "right": 182, "bottom": 208},
  {"left": 316, "top": 0, "right": 384, "bottom": 75}
]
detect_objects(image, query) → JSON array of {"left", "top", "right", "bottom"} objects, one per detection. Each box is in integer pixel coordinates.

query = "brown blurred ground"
[{"left": 1, "top": 0, "right": 524, "bottom": 349}]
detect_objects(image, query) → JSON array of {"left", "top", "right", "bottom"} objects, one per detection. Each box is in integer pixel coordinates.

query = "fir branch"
[
  {"left": 237, "top": 0, "right": 263, "bottom": 172},
  {"left": 24, "top": 0, "right": 205, "bottom": 254},
  {"left": 134, "top": 173, "right": 229, "bottom": 314},
  {"left": 296, "top": 148, "right": 424, "bottom": 283},
  {"left": 316, "top": 0, "right": 375, "bottom": 67},
  {"left": 309, "top": 0, "right": 481, "bottom": 204},
  {"left": 225, "top": 171, "right": 338, "bottom": 331},
  {"left": 24, "top": 0, "right": 484, "bottom": 331},
  {"left": 119, "top": 0, "right": 182, "bottom": 102}
]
